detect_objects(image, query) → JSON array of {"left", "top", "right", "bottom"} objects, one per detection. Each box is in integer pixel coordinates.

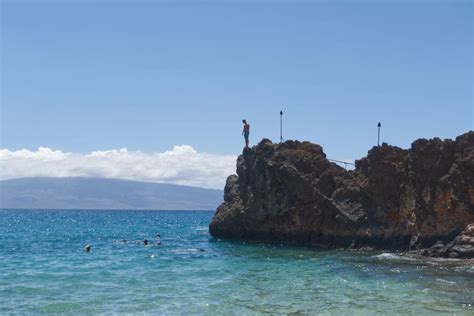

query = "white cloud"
[{"left": 0, "top": 146, "right": 237, "bottom": 189}]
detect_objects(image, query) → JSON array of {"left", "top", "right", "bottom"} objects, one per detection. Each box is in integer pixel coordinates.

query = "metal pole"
[
  {"left": 280, "top": 110, "right": 283, "bottom": 143},
  {"left": 377, "top": 122, "right": 381, "bottom": 146}
]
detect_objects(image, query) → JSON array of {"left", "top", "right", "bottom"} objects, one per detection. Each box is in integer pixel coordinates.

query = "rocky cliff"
[{"left": 209, "top": 132, "right": 474, "bottom": 255}]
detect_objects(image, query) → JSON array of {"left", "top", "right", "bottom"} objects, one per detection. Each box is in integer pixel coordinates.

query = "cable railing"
[{"left": 328, "top": 159, "right": 355, "bottom": 170}]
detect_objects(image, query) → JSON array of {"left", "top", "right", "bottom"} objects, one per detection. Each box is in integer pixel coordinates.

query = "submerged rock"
[{"left": 209, "top": 132, "right": 474, "bottom": 256}]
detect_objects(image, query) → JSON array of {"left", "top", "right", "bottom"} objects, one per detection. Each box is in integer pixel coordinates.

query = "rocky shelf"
[{"left": 209, "top": 131, "right": 474, "bottom": 258}]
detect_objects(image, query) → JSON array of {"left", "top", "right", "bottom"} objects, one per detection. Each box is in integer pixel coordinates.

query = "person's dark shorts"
[{"left": 244, "top": 132, "right": 249, "bottom": 142}]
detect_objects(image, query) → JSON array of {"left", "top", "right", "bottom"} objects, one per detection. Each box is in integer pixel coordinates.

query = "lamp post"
[
  {"left": 377, "top": 122, "right": 381, "bottom": 146},
  {"left": 280, "top": 110, "right": 283, "bottom": 143}
]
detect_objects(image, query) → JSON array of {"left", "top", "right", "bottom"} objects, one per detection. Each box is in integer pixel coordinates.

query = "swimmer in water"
[
  {"left": 143, "top": 239, "right": 149, "bottom": 246},
  {"left": 156, "top": 234, "right": 161, "bottom": 246},
  {"left": 84, "top": 244, "right": 91, "bottom": 252}
]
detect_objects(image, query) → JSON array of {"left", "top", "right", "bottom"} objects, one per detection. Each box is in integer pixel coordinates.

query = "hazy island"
[
  {"left": 0, "top": 177, "right": 223, "bottom": 211},
  {"left": 210, "top": 131, "right": 474, "bottom": 258}
]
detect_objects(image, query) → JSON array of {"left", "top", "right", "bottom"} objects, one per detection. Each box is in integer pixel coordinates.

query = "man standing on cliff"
[{"left": 242, "top": 119, "right": 250, "bottom": 148}]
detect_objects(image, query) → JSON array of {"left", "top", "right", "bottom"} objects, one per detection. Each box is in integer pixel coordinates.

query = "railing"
[{"left": 328, "top": 159, "right": 355, "bottom": 170}]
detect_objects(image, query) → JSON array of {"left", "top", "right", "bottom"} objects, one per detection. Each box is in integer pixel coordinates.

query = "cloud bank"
[{"left": 0, "top": 146, "right": 237, "bottom": 189}]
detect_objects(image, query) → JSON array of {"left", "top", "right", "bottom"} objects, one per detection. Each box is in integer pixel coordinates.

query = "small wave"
[
  {"left": 186, "top": 248, "right": 205, "bottom": 252},
  {"left": 373, "top": 253, "right": 416, "bottom": 261},
  {"left": 373, "top": 253, "right": 401, "bottom": 260},
  {"left": 454, "top": 264, "right": 474, "bottom": 274},
  {"left": 436, "top": 278, "right": 456, "bottom": 285},
  {"left": 171, "top": 248, "right": 206, "bottom": 254}
]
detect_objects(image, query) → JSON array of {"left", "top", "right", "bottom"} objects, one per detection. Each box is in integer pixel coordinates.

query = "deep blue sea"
[{"left": 0, "top": 210, "right": 473, "bottom": 315}]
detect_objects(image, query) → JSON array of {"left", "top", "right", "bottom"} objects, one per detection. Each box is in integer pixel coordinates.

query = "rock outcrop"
[
  {"left": 209, "top": 132, "right": 474, "bottom": 255},
  {"left": 416, "top": 223, "right": 474, "bottom": 259}
]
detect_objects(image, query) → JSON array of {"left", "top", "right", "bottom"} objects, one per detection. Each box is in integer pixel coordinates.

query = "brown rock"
[
  {"left": 419, "top": 223, "right": 474, "bottom": 258},
  {"left": 209, "top": 132, "right": 474, "bottom": 253}
]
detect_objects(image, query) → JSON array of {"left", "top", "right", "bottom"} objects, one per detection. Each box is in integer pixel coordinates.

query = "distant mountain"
[{"left": 0, "top": 177, "right": 223, "bottom": 210}]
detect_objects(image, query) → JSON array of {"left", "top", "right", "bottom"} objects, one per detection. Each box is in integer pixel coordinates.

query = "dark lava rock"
[
  {"left": 209, "top": 132, "right": 474, "bottom": 255},
  {"left": 419, "top": 223, "right": 474, "bottom": 259}
]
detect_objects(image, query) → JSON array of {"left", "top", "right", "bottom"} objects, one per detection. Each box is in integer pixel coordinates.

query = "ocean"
[{"left": 0, "top": 209, "right": 472, "bottom": 315}]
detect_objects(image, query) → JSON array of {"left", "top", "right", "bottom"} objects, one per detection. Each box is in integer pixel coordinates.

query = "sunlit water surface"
[{"left": 0, "top": 210, "right": 473, "bottom": 314}]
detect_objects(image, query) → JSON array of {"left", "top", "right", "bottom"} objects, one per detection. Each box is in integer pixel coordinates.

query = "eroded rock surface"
[
  {"left": 417, "top": 223, "right": 474, "bottom": 259},
  {"left": 209, "top": 132, "right": 474, "bottom": 255}
]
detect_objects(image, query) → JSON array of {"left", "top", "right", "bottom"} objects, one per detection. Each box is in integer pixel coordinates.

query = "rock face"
[
  {"left": 418, "top": 223, "right": 474, "bottom": 259},
  {"left": 209, "top": 132, "right": 474, "bottom": 254}
]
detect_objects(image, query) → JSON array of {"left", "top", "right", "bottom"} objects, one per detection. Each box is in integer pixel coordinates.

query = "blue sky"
[{"left": 1, "top": 0, "right": 472, "bottom": 165}]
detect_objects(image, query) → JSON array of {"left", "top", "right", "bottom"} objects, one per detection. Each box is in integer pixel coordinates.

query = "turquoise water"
[{"left": 0, "top": 210, "right": 473, "bottom": 315}]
